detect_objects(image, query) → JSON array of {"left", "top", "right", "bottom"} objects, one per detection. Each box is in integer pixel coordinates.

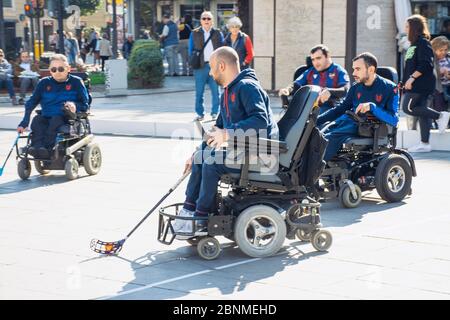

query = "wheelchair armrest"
[{"left": 230, "top": 136, "right": 288, "bottom": 153}]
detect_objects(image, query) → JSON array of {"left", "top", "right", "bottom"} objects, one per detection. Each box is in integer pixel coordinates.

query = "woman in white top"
[{"left": 99, "top": 33, "right": 113, "bottom": 71}]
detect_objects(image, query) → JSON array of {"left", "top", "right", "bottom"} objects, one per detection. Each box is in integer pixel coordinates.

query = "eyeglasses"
[
  {"left": 201, "top": 17, "right": 212, "bottom": 21},
  {"left": 50, "top": 66, "right": 66, "bottom": 73}
]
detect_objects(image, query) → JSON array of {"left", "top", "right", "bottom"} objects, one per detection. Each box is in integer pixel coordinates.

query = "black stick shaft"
[
  {"left": 125, "top": 172, "right": 190, "bottom": 238},
  {"left": 1, "top": 136, "right": 19, "bottom": 169}
]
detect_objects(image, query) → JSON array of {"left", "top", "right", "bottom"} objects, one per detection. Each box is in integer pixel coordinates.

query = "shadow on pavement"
[
  {"left": 0, "top": 174, "right": 89, "bottom": 195},
  {"left": 97, "top": 243, "right": 327, "bottom": 300}
]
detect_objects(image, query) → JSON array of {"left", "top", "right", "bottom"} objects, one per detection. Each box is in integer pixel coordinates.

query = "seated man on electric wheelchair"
[
  {"left": 317, "top": 52, "right": 399, "bottom": 163},
  {"left": 173, "top": 47, "right": 278, "bottom": 238},
  {"left": 16, "top": 54, "right": 89, "bottom": 159}
]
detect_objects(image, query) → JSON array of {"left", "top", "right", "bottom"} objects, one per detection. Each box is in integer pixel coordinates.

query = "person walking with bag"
[
  {"left": 401, "top": 15, "right": 450, "bottom": 153},
  {"left": 188, "top": 11, "right": 224, "bottom": 121}
]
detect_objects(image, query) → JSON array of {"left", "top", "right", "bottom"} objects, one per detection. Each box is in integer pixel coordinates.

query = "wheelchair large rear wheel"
[
  {"left": 18, "top": 159, "right": 31, "bottom": 180},
  {"left": 375, "top": 154, "right": 412, "bottom": 203},
  {"left": 234, "top": 205, "right": 286, "bottom": 258},
  {"left": 83, "top": 143, "right": 102, "bottom": 175}
]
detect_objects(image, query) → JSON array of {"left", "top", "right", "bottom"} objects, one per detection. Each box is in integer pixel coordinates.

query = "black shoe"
[
  {"left": 37, "top": 147, "right": 50, "bottom": 159},
  {"left": 18, "top": 98, "right": 25, "bottom": 105},
  {"left": 173, "top": 73, "right": 179, "bottom": 77},
  {"left": 27, "top": 146, "right": 37, "bottom": 156}
]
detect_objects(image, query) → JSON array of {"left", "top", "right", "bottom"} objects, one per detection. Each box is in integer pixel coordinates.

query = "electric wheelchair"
[
  {"left": 158, "top": 86, "right": 333, "bottom": 260},
  {"left": 317, "top": 67, "right": 416, "bottom": 208},
  {"left": 16, "top": 73, "right": 102, "bottom": 181}
]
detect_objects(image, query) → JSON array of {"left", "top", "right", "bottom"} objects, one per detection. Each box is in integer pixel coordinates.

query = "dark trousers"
[
  {"left": 401, "top": 92, "right": 440, "bottom": 143},
  {"left": 101, "top": 56, "right": 109, "bottom": 71},
  {"left": 322, "top": 119, "right": 359, "bottom": 161},
  {"left": 30, "top": 115, "right": 66, "bottom": 149},
  {"left": 183, "top": 146, "right": 240, "bottom": 216},
  {"left": 19, "top": 77, "right": 39, "bottom": 98},
  {"left": 0, "top": 77, "right": 16, "bottom": 98}
]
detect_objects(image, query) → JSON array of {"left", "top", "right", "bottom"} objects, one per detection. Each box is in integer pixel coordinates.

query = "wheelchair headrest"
[
  {"left": 293, "top": 65, "right": 309, "bottom": 82},
  {"left": 278, "top": 86, "right": 313, "bottom": 141},
  {"left": 376, "top": 67, "right": 398, "bottom": 84}
]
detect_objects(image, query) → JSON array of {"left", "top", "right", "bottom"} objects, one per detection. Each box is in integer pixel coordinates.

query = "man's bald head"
[
  {"left": 210, "top": 47, "right": 240, "bottom": 69},
  {"left": 209, "top": 47, "right": 241, "bottom": 87}
]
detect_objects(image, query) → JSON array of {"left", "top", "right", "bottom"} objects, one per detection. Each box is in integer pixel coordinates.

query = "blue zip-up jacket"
[
  {"left": 317, "top": 75, "right": 399, "bottom": 127},
  {"left": 19, "top": 74, "right": 89, "bottom": 128},
  {"left": 215, "top": 69, "right": 279, "bottom": 139}
]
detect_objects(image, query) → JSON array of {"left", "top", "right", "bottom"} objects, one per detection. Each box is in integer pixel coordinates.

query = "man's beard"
[{"left": 357, "top": 72, "right": 370, "bottom": 85}]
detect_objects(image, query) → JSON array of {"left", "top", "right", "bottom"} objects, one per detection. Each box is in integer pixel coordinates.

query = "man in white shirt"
[{"left": 188, "top": 11, "right": 224, "bottom": 121}]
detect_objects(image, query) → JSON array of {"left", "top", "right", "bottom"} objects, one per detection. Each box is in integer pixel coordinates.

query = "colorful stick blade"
[
  {"left": 90, "top": 238, "right": 125, "bottom": 255},
  {"left": 0, "top": 168, "right": 3, "bottom": 176}
]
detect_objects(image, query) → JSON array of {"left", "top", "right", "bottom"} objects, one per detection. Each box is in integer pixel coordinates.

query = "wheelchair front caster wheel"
[
  {"left": 34, "top": 161, "right": 50, "bottom": 175},
  {"left": 65, "top": 159, "right": 79, "bottom": 180},
  {"left": 197, "top": 237, "right": 221, "bottom": 260},
  {"left": 296, "top": 229, "right": 312, "bottom": 242},
  {"left": 311, "top": 230, "right": 333, "bottom": 252},
  {"left": 18, "top": 159, "right": 31, "bottom": 180},
  {"left": 339, "top": 184, "right": 362, "bottom": 208}
]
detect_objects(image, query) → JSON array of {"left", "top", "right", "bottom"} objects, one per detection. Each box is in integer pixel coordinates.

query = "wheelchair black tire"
[
  {"left": 83, "top": 143, "right": 102, "bottom": 175},
  {"left": 234, "top": 205, "right": 286, "bottom": 258},
  {"left": 197, "top": 237, "right": 221, "bottom": 260},
  {"left": 34, "top": 161, "right": 50, "bottom": 175},
  {"left": 375, "top": 154, "right": 412, "bottom": 203},
  {"left": 18, "top": 159, "right": 31, "bottom": 180}
]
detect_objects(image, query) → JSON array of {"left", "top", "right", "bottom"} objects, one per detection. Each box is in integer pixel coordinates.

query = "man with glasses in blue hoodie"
[
  {"left": 17, "top": 54, "right": 89, "bottom": 159},
  {"left": 173, "top": 47, "right": 278, "bottom": 237}
]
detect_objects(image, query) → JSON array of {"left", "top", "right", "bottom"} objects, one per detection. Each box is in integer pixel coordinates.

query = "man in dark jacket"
[
  {"left": 188, "top": 11, "right": 224, "bottom": 121},
  {"left": 17, "top": 54, "right": 89, "bottom": 158},
  {"left": 122, "top": 34, "right": 134, "bottom": 60},
  {"left": 173, "top": 47, "right": 278, "bottom": 237},
  {"left": 318, "top": 52, "right": 399, "bottom": 162}
]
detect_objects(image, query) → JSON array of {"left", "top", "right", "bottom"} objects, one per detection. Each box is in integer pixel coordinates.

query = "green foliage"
[
  {"left": 128, "top": 40, "right": 164, "bottom": 88},
  {"left": 89, "top": 71, "right": 106, "bottom": 85},
  {"left": 69, "top": 0, "right": 102, "bottom": 16}
]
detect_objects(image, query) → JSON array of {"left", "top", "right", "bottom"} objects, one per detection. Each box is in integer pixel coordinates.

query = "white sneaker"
[
  {"left": 172, "top": 208, "right": 194, "bottom": 233},
  {"left": 408, "top": 142, "right": 432, "bottom": 153},
  {"left": 437, "top": 111, "right": 450, "bottom": 134}
]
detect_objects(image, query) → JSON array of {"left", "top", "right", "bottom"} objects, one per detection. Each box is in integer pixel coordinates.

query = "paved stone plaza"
[{"left": 0, "top": 130, "right": 449, "bottom": 300}]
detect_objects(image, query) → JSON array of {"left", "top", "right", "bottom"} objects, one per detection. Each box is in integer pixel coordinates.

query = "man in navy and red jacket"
[
  {"left": 279, "top": 45, "right": 350, "bottom": 114},
  {"left": 173, "top": 47, "right": 278, "bottom": 237},
  {"left": 17, "top": 54, "right": 89, "bottom": 158},
  {"left": 318, "top": 52, "right": 399, "bottom": 162}
]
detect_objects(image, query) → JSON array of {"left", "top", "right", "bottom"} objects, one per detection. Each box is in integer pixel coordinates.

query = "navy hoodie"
[
  {"left": 19, "top": 74, "right": 89, "bottom": 128},
  {"left": 215, "top": 69, "right": 278, "bottom": 139},
  {"left": 317, "top": 75, "right": 399, "bottom": 127}
]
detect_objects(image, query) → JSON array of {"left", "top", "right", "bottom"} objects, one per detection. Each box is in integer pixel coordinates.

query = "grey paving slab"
[{"left": 1, "top": 131, "right": 450, "bottom": 299}]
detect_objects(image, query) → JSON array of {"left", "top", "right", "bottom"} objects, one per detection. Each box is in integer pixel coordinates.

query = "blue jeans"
[
  {"left": 164, "top": 44, "right": 179, "bottom": 75},
  {"left": 0, "top": 77, "right": 16, "bottom": 98},
  {"left": 194, "top": 63, "right": 220, "bottom": 117},
  {"left": 184, "top": 145, "right": 240, "bottom": 216},
  {"left": 322, "top": 119, "right": 358, "bottom": 161}
]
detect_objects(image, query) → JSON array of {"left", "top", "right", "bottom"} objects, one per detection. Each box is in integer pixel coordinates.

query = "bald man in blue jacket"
[{"left": 174, "top": 47, "right": 278, "bottom": 237}]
